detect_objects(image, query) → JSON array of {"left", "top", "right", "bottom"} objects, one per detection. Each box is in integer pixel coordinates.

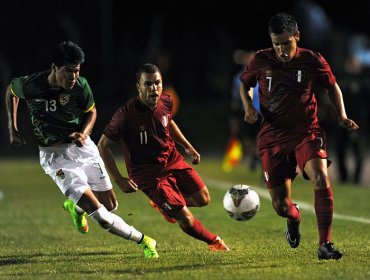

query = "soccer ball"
[{"left": 223, "top": 184, "right": 260, "bottom": 221}]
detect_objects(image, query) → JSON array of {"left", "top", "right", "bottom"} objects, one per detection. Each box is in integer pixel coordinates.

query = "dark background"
[{"left": 1, "top": 0, "right": 370, "bottom": 157}]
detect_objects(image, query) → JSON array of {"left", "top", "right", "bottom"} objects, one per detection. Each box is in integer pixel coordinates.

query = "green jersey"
[{"left": 10, "top": 70, "right": 95, "bottom": 146}]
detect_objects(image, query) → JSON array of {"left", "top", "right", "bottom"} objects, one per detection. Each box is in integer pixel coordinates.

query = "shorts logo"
[
  {"left": 96, "top": 163, "right": 106, "bottom": 179},
  {"left": 161, "top": 202, "right": 172, "bottom": 211},
  {"left": 264, "top": 171, "right": 269, "bottom": 182},
  {"left": 56, "top": 169, "right": 65, "bottom": 179},
  {"left": 59, "top": 94, "right": 70, "bottom": 106}
]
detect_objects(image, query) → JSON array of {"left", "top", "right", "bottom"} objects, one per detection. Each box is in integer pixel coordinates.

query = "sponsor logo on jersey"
[
  {"left": 59, "top": 94, "right": 70, "bottom": 106},
  {"left": 56, "top": 169, "right": 65, "bottom": 179},
  {"left": 295, "top": 70, "right": 305, "bottom": 83},
  {"left": 161, "top": 115, "right": 169, "bottom": 128}
]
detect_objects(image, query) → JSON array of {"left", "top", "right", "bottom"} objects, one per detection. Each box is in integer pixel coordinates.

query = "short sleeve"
[
  {"left": 103, "top": 107, "right": 125, "bottom": 142},
  {"left": 10, "top": 77, "right": 28, "bottom": 99},
  {"left": 315, "top": 53, "right": 336, "bottom": 88},
  {"left": 78, "top": 77, "right": 95, "bottom": 112}
]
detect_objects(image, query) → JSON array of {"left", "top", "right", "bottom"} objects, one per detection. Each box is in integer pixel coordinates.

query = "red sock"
[
  {"left": 286, "top": 202, "right": 301, "bottom": 223},
  {"left": 315, "top": 187, "right": 334, "bottom": 244},
  {"left": 180, "top": 218, "right": 217, "bottom": 244}
]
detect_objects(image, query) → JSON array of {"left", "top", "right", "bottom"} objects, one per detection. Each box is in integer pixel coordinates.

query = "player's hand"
[
  {"left": 185, "top": 147, "right": 200, "bottom": 165},
  {"left": 10, "top": 129, "right": 26, "bottom": 148},
  {"left": 244, "top": 107, "right": 258, "bottom": 124},
  {"left": 69, "top": 132, "right": 87, "bottom": 147},
  {"left": 339, "top": 118, "right": 359, "bottom": 131},
  {"left": 116, "top": 177, "right": 138, "bottom": 193}
]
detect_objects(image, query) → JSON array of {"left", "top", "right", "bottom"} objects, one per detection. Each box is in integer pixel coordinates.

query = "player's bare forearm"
[
  {"left": 169, "top": 120, "right": 191, "bottom": 149},
  {"left": 328, "top": 83, "right": 359, "bottom": 131},
  {"left": 81, "top": 106, "right": 97, "bottom": 136},
  {"left": 169, "top": 120, "right": 200, "bottom": 164},
  {"left": 6, "top": 86, "right": 17, "bottom": 131},
  {"left": 97, "top": 134, "right": 138, "bottom": 192},
  {"left": 5, "top": 85, "right": 26, "bottom": 147},
  {"left": 98, "top": 135, "right": 122, "bottom": 181},
  {"left": 327, "top": 83, "right": 347, "bottom": 121},
  {"left": 240, "top": 84, "right": 258, "bottom": 124}
]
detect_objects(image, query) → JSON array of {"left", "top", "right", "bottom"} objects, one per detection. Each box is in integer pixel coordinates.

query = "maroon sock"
[
  {"left": 315, "top": 187, "right": 334, "bottom": 244},
  {"left": 180, "top": 218, "right": 217, "bottom": 244},
  {"left": 286, "top": 202, "right": 301, "bottom": 223}
]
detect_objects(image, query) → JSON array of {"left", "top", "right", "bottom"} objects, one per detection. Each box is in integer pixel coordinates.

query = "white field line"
[{"left": 204, "top": 176, "right": 370, "bottom": 225}]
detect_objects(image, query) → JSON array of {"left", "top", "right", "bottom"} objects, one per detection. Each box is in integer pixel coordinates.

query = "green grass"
[{"left": 0, "top": 158, "right": 369, "bottom": 280}]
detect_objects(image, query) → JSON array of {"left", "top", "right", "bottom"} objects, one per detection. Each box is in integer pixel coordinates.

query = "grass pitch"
[{"left": 0, "top": 157, "right": 369, "bottom": 279}]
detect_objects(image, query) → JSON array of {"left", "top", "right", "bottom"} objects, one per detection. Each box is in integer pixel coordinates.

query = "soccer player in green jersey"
[{"left": 5, "top": 41, "right": 158, "bottom": 259}]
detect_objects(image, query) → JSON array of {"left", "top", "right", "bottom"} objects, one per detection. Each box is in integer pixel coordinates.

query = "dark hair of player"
[
  {"left": 136, "top": 63, "right": 161, "bottom": 83},
  {"left": 268, "top": 13, "right": 298, "bottom": 36},
  {"left": 52, "top": 41, "right": 85, "bottom": 67}
]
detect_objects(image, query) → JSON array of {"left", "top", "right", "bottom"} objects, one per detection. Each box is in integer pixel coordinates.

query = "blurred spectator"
[
  {"left": 335, "top": 55, "right": 370, "bottom": 184},
  {"left": 225, "top": 50, "right": 260, "bottom": 172}
]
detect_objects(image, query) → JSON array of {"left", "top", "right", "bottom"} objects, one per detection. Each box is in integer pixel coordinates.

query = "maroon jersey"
[
  {"left": 240, "top": 47, "right": 336, "bottom": 149},
  {"left": 103, "top": 94, "right": 186, "bottom": 186}
]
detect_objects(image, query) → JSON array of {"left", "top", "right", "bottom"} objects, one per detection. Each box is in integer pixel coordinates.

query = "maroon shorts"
[
  {"left": 141, "top": 167, "right": 205, "bottom": 217},
  {"left": 259, "top": 129, "right": 330, "bottom": 189}
]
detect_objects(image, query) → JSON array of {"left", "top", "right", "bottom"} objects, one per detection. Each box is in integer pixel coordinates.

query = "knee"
[
  {"left": 312, "top": 171, "right": 330, "bottom": 190},
  {"left": 196, "top": 188, "right": 211, "bottom": 207},
  {"left": 198, "top": 192, "right": 210, "bottom": 207}
]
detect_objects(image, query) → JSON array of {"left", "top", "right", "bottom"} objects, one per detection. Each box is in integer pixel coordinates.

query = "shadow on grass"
[{"left": 0, "top": 250, "right": 119, "bottom": 267}]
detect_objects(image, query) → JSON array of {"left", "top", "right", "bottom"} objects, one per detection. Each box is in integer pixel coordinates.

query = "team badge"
[
  {"left": 295, "top": 70, "right": 305, "bottom": 83},
  {"left": 56, "top": 169, "right": 65, "bottom": 179},
  {"left": 161, "top": 115, "right": 169, "bottom": 128},
  {"left": 59, "top": 94, "right": 70, "bottom": 106}
]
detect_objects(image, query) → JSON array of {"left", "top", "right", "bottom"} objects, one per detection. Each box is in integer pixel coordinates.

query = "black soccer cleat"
[
  {"left": 318, "top": 242, "right": 343, "bottom": 260},
  {"left": 285, "top": 204, "right": 301, "bottom": 248}
]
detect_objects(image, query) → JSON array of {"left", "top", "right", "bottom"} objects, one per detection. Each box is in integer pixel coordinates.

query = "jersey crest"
[{"left": 59, "top": 94, "right": 70, "bottom": 106}]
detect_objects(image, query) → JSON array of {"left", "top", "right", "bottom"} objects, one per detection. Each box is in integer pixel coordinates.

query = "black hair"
[
  {"left": 52, "top": 41, "right": 85, "bottom": 67},
  {"left": 136, "top": 63, "right": 161, "bottom": 83},
  {"left": 268, "top": 13, "right": 298, "bottom": 35}
]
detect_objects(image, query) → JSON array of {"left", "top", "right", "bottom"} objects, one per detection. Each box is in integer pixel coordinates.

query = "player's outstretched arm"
[
  {"left": 328, "top": 82, "right": 359, "bottom": 131},
  {"left": 98, "top": 134, "right": 138, "bottom": 193},
  {"left": 5, "top": 85, "right": 26, "bottom": 147},
  {"left": 169, "top": 120, "right": 200, "bottom": 164},
  {"left": 240, "top": 83, "right": 258, "bottom": 124}
]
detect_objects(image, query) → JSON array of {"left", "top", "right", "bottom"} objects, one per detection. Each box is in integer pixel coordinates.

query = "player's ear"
[
  {"left": 295, "top": 31, "right": 300, "bottom": 42},
  {"left": 136, "top": 83, "right": 141, "bottom": 93}
]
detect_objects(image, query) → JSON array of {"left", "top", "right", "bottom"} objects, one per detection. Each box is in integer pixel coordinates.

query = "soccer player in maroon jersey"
[
  {"left": 239, "top": 13, "right": 359, "bottom": 260},
  {"left": 98, "top": 63, "right": 229, "bottom": 252}
]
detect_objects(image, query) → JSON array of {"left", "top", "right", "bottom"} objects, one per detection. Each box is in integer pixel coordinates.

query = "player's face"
[
  {"left": 54, "top": 64, "right": 80, "bottom": 90},
  {"left": 137, "top": 71, "right": 163, "bottom": 110},
  {"left": 270, "top": 31, "right": 300, "bottom": 63}
]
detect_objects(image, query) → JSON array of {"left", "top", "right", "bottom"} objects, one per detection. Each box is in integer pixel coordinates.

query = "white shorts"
[{"left": 39, "top": 137, "right": 112, "bottom": 203}]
